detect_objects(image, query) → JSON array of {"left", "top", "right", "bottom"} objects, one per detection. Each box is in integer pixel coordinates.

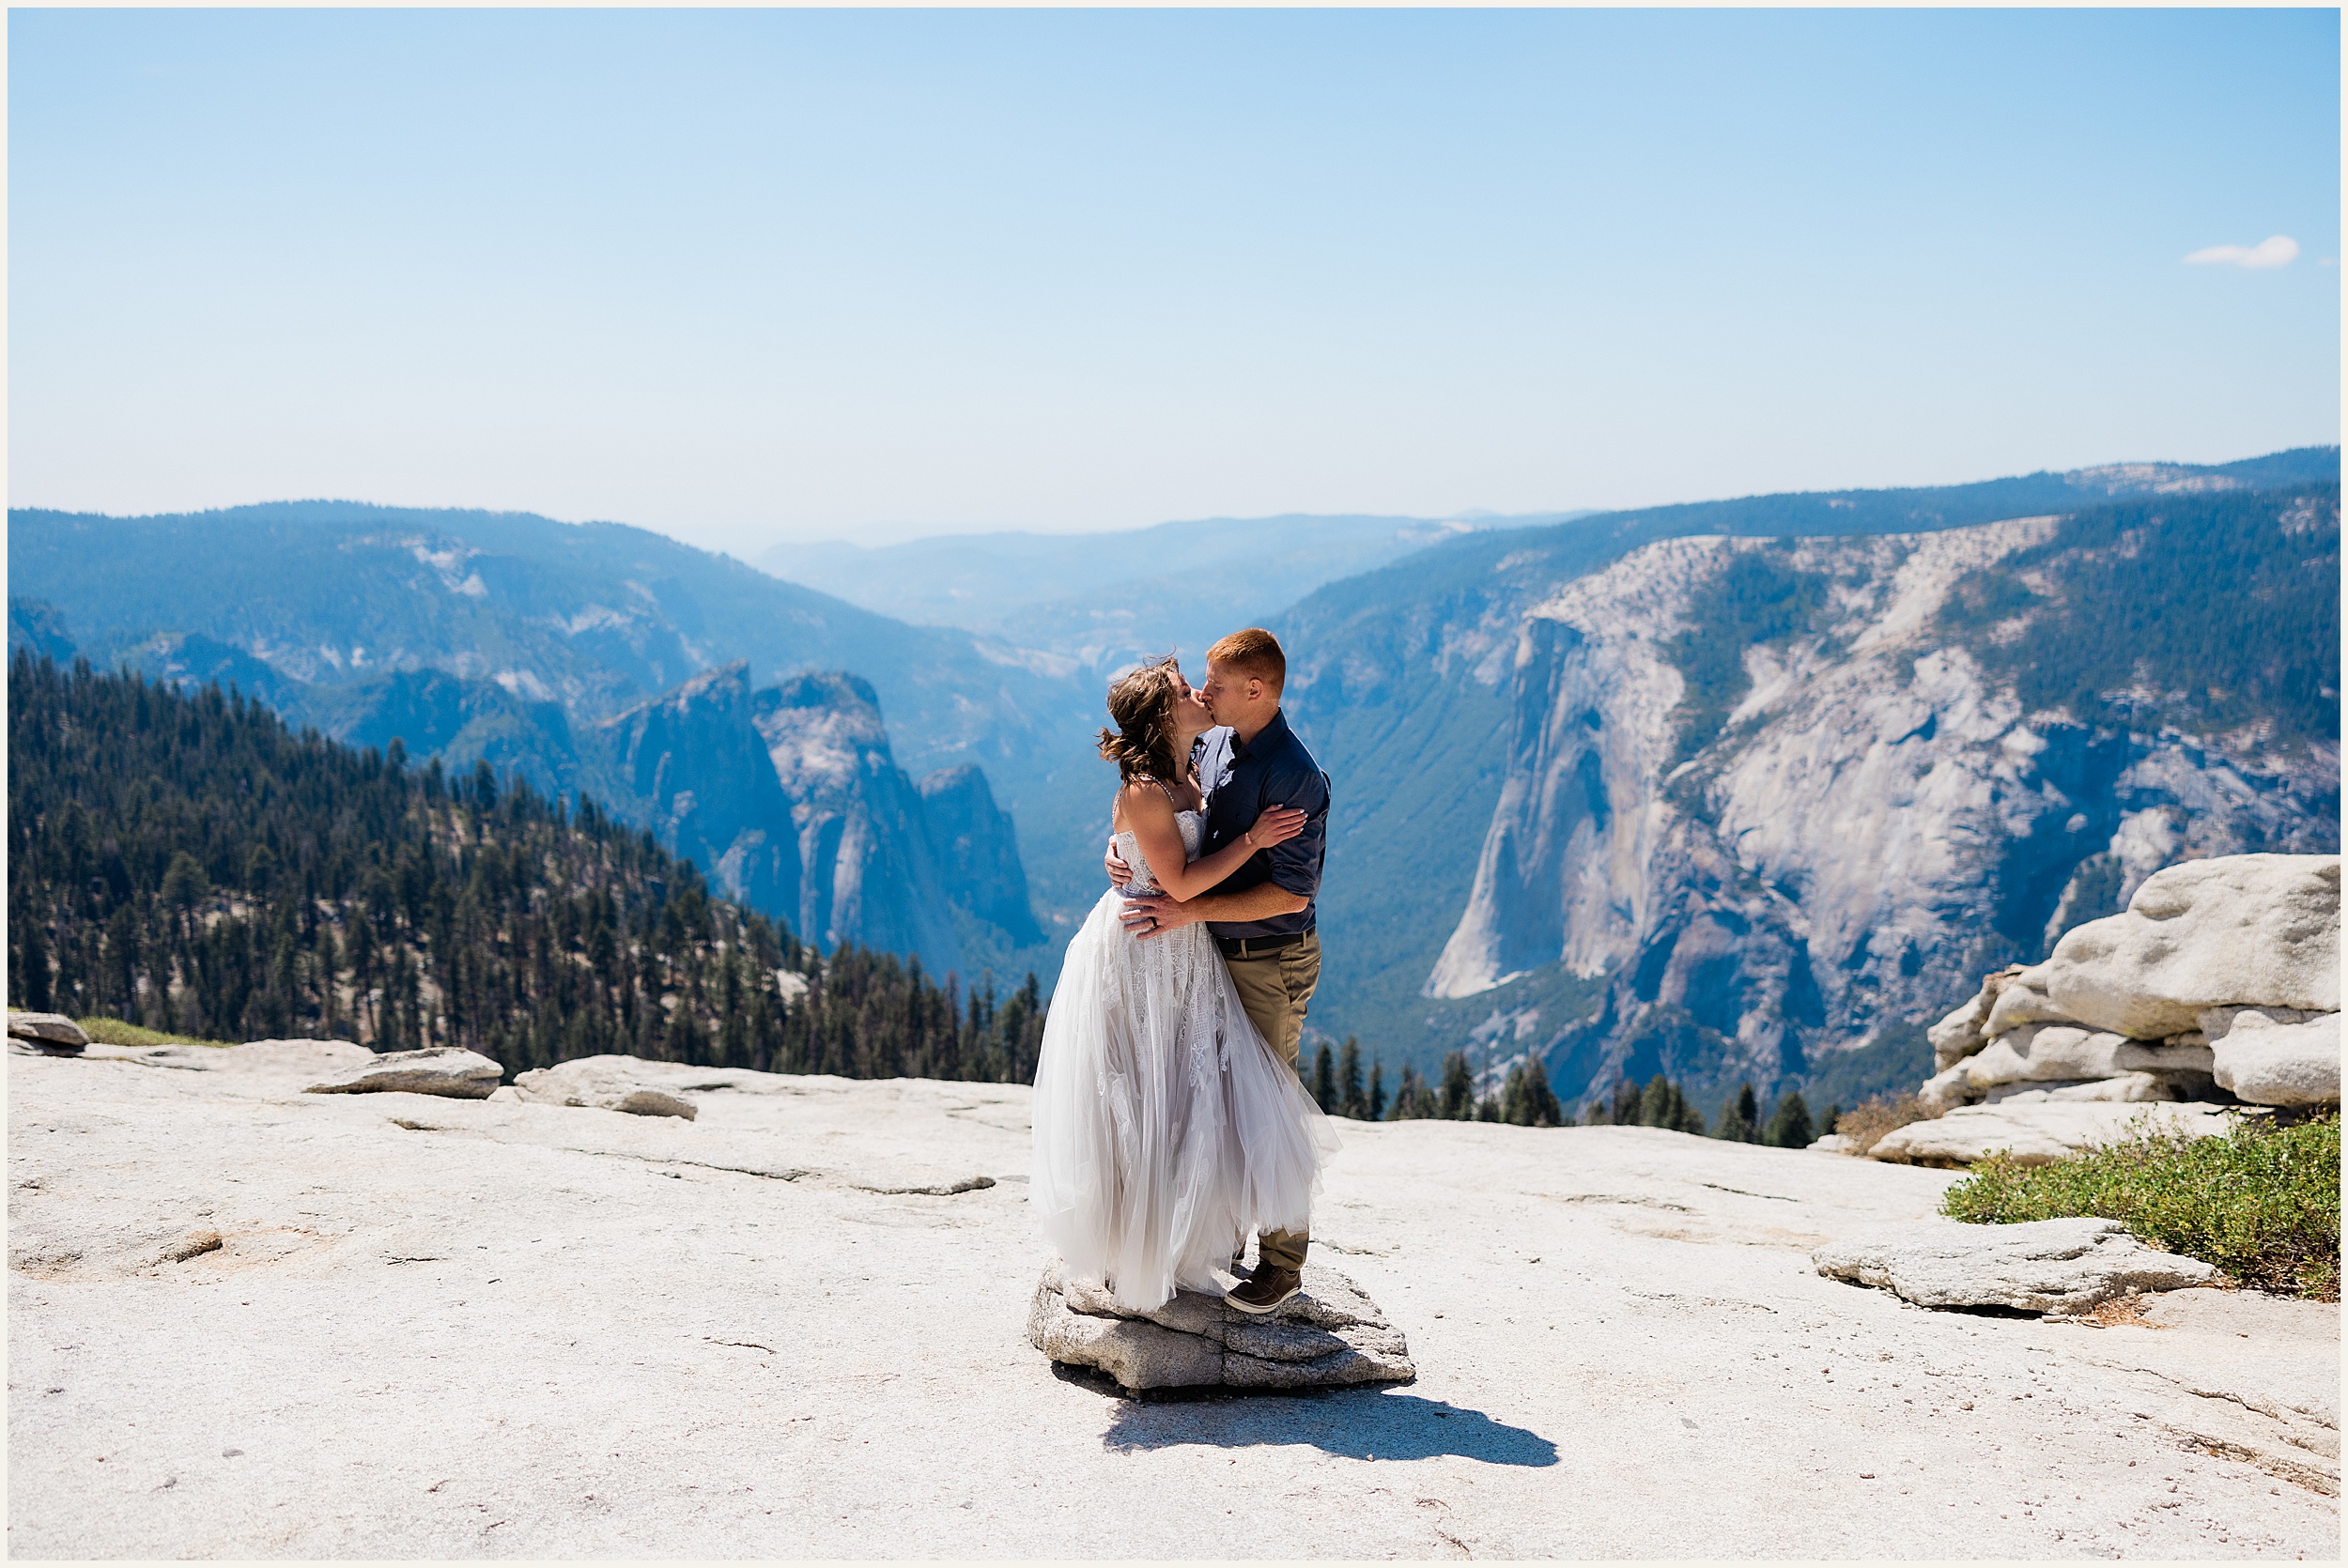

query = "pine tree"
[
  {"left": 1613, "top": 1077, "right": 1645, "bottom": 1127},
  {"left": 1339, "top": 1037, "right": 1367, "bottom": 1119},
  {"left": 1367, "top": 1059, "right": 1386, "bottom": 1121},
  {"left": 1384, "top": 1068, "right": 1413, "bottom": 1120},
  {"left": 1765, "top": 1092, "right": 1815, "bottom": 1149},
  {"left": 1676, "top": 1096, "right": 1707, "bottom": 1137},
  {"left": 1312, "top": 1042, "right": 1336, "bottom": 1114},
  {"left": 1440, "top": 1051, "right": 1475, "bottom": 1120},
  {"left": 1640, "top": 1074, "right": 1676, "bottom": 1128},
  {"left": 1715, "top": 1081, "right": 1759, "bottom": 1142},
  {"left": 1501, "top": 1065, "right": 1529, "bottom": 1126},
  {"left": 1495, "top": 1060, "right": 1563, "bottom": 1127}
]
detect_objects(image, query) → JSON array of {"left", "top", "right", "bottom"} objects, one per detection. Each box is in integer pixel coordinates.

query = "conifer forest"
[{"left": 6, "top": 654, "right": 1046, "bottom": 1083}]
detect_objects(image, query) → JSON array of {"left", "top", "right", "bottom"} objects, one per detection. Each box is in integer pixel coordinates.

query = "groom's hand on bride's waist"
[{"left": 1119, "top": 892, "right": 1197, "bottom": 940}]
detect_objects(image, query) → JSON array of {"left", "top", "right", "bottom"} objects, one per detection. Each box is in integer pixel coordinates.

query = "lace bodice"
[{"left": 1113, "top": 810, "right": 1203, "bottom": 898}]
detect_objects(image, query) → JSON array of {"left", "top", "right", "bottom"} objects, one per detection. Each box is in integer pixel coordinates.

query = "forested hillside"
[{"left": 5, "top": 654, "right": 1045, "bottom": 1083}]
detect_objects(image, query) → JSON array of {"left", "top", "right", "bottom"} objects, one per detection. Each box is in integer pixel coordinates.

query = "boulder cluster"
[
  {"left": 300, "top": 1049, "right": 697, "bottom": 1116},
  {"left": 1872, "top": 853, "right": 2339, "bottom": 1164}
]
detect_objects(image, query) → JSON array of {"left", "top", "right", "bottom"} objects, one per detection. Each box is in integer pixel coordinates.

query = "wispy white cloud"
[{"left": 2183, "top": 235, "right": 2300, "bottom": 269}]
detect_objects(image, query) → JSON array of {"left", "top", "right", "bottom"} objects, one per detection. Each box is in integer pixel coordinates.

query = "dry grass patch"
[
  {"left": 1834, "top": 1092, "right": 1931, "bottom": 1155},
  {"left": 73, "top": 1016, "right": 237, "bottom": 1050}
]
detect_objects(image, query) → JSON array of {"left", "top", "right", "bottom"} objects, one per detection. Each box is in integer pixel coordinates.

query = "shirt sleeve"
[{"left": 1260, "top": 755, "right": 1330, "bottom": 900}]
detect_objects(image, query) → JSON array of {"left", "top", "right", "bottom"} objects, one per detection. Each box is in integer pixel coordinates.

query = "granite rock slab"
[
  {"left": 1814, "top": 1216, "right": 2219, "bottom": 1314},
  {"left": 1027, "top": 1258, "right": 1414, "bottom": 1393},
  {"left": 512, "top": 1055, "right": 699, "bottom": 1118},
  {"left": 302, "top": 1047, "right": 503, "bottom": 1099}
]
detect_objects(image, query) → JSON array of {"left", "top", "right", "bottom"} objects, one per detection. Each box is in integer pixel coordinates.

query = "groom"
[{"left": 1114, "top": 627, "right": 1331, "bottom": 1314}]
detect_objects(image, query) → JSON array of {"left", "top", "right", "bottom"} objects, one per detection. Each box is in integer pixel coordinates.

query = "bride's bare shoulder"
[{"left": 1113, "top": 776, "right": 1178, "bottom": 832}]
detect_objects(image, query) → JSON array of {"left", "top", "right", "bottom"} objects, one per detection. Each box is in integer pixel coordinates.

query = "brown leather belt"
[{"left": 1215, "top": 932, "right": 1308, "bottom": 960}]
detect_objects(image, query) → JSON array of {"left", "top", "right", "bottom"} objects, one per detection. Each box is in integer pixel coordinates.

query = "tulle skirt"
[{"left": 1030, "top": 888, "right": 1338, "bottom": 1312}]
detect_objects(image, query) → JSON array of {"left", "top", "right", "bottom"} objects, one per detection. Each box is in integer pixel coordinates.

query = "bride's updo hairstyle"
[{"left": 1097, "top": 655, "right": 1184, "bottom": 784}]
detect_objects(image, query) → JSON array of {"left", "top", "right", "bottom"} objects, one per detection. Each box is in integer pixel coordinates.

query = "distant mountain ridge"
[
  {"left": 8, "top": 446, "right": 2336, "bottom": 1098},
  {"left": 755, "top": 510, "right": 1592, "bottom": 676}
]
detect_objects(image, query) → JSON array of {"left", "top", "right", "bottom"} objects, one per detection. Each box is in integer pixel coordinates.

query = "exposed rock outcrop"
[
  {"left": 2023, "top": 855, "right": 2340, "bottom": 1039},
  {"left": 302, "top": 1048, "right": 503, "bottom": 1099},
  {"left": 1814, "top": 1217, "right": 2219, "bottom": 1314},
  {"left": 512, "top": 1055, "right": 699, "bottom": 1118},
  {"left": 1889, "top": 853, "right": 2339, "bottom": 1154},
  {"left": 8, "top": 1012, "right": 87, "bottom": 1054},
  {"left": 1027, "top": 1259, "right": 1414, "bottom": 1394}
]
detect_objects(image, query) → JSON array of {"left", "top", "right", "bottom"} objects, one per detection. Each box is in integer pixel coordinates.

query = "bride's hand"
[{"left": 1242, "top": 806, "right": 1308, "bottom": 852}]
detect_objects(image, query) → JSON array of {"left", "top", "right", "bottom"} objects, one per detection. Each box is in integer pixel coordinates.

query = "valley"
[{"left": 9, "top": 447, "right": 2339, "bottom": 1107}]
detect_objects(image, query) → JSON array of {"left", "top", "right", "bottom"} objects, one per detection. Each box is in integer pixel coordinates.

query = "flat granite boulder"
[
  {"left": 512, "top": 1055, "right": 698, "bottom": 1118},
  {"left": 1814, "top": 1217, "right": 2218, "bottom": 1314},
  {"left": 302, "top": 1047, "right": 502, "bottom": 1099},
  {"left": 1028, "top": 1259, "right": 1414, "bottom": 1394},
  {"left": 8, "top": 1012, "right": 88, "bottom": 1053},
  {"left": 1868, "top": 1099, "right": 2238, "bottom": 1165}
]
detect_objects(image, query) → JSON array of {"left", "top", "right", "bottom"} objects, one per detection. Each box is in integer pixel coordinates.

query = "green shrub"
[
  {"left": 73, "top": 1017, "right": 237, "bottom": 1051},
  {"left": 1940, "top": 1111, "right": 2340, "bottom": 1300}
]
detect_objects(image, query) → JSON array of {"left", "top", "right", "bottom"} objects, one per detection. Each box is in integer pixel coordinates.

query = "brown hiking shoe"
[{"left": 1225, "top": 1266, "right": 1302, "bottom": 1314}]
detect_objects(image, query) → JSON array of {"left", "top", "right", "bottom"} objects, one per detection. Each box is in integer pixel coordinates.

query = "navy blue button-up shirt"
[{"left": 1194, "top": 710, "right": 1330, "bottom": 940}]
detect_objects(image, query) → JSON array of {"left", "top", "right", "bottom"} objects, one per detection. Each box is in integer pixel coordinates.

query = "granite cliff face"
[
  {"left": 919, "top": 764, "right": 1046, "bottom": 947},
  {"left": 1271, "top": 450, "right": 2341, "bottom": 1086},
  {"left": 597, "top": 662, "right": 804, "bottom": 921},
  {"left": 1420, "top": 491, "right": 2339, "bottom": 1106},
  {"left": 592, "top": 664, "right": 1039, "bottom": 979}
]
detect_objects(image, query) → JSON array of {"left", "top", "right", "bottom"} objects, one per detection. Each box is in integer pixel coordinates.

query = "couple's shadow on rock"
[{"left": 1081, "top": 1376, "right": 1558, "bottom": 1468}]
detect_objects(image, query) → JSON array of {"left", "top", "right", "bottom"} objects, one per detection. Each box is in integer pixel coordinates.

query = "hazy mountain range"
[
  {"left": 10, "top": 446, "right": 2338, "bottom": 1104},
  {"left": 755, "top": 511, "right": 1590, "bottom": 677}
]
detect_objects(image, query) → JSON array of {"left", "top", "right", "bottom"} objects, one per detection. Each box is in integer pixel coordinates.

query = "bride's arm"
[{"left": 1120, "top": 782, "right": 1305, "bottom": 903}]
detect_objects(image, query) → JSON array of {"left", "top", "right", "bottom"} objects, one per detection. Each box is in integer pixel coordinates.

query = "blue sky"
[{"left": 9, "top": 8, "right": 2340, "bottom": 553}]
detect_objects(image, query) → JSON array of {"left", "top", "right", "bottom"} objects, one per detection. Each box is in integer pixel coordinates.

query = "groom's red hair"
[{"left": 1206, "top": 628, "right": 1286, "bottom": 696}]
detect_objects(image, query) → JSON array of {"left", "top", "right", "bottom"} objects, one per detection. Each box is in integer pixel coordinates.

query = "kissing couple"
[{"left": 1029, "top": 627, "right": 1338, "bottom": 1315}]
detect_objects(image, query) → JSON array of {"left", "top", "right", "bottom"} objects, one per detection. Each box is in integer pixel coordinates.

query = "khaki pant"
[{"left": 1222, "top": 931, "right": 1321, "bottom": 1272}]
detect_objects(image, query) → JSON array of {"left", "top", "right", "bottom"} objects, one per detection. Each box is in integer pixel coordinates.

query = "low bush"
[
  {"left": 73, "top": 1016, "right": 237, "bottom": 1051},
  {"left": 1939, "top": 1111, "right": 2340, "bottom": 1300},
  {"left": 1834, "top": 1092, "right": 1929, "bottom": 1155}
]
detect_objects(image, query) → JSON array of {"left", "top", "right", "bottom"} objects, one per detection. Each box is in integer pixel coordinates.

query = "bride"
[{"left": 1029, "top": 656, "right": 1338, "bottom": 1313}]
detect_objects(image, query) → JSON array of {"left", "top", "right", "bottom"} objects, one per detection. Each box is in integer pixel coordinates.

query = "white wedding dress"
[{"left": 1030, "top": 807, "right": 1337, "bottom": 1311}]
